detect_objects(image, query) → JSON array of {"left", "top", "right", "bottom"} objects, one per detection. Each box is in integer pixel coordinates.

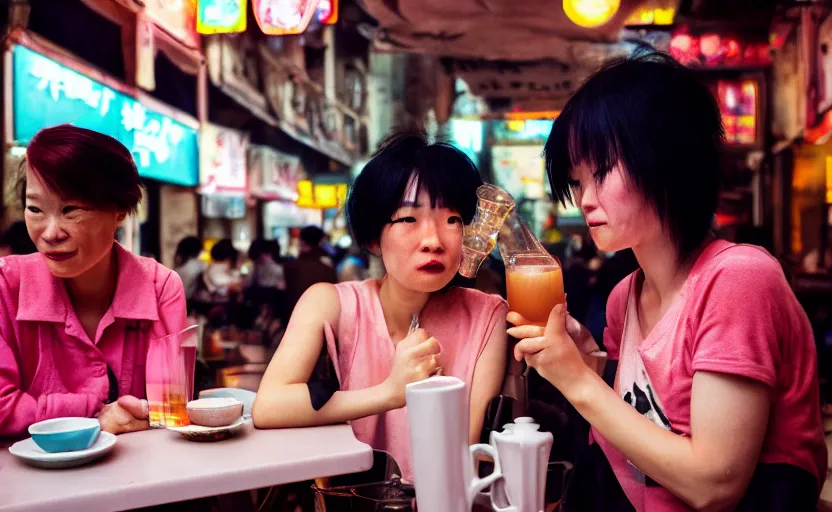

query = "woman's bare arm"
[
  {"left": 468, "top": 315, "right": 508, "bottom": 444},
  {"left": 252, "top": 283, "right": 396, "bottom": 428}
]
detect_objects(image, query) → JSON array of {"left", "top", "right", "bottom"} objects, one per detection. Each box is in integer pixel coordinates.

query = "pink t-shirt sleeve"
[
  {"left": 0, "top": 264, "right": 104, "bottom": 438},
  {"left": 690, "top": 254, "right": 781, "bottom": 388},
  {"left": 603, "top": 275, "right": 632, "bottom": 362}
]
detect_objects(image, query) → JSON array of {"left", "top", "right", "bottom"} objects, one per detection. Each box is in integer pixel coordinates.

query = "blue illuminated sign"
[{"left": 12, "top": 45, "right": 199, "bottom": 187}]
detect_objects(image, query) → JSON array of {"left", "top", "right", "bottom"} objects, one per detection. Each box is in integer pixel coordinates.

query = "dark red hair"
[{"left": 23, "top": 125, "right": 144, "bottom": 212}]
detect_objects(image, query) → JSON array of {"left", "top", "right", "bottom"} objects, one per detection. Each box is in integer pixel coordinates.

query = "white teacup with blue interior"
[{"left": 28, "top": 418, "right": 100, "bottom": 453}]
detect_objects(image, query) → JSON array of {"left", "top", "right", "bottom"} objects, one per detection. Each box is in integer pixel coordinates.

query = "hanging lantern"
[
  {"left": 562, "top": 0, "right": 620, "bottom": 28},
  {"left": 197, "top": 0, "right": 247, "bottom": 34},
  {"left": 253, "top": 0, "right": 320, "bottom": 36}
]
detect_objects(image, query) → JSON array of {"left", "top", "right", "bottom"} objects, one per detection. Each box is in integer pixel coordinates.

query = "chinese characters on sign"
[
  {"left": 13, "top": 45, "right": 199, "bottom": 187},
  {"left": 121, "top": 102, "right": 186, "bottom": 169},
  {"left": 28, "top": 54, "right": 117, "bottom": 117},
  {"left": 445, "top": 59, "right": 581, "bottom": 110}
]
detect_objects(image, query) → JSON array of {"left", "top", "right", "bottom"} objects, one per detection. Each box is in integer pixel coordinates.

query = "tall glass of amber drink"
[{"left": 146, "top": 325, "right": 198, "bottom": 428}]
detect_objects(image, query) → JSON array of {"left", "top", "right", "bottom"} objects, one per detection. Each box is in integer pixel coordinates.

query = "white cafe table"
[{"left": 0, "top": 423, "right": 373, "bottom": 512}]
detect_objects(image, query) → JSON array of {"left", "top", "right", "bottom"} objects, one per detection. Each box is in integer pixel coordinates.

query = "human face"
[
  {"left": 376, "top": 180, "right": 465, "bottom": 293},
  {"left": 568, "top": 162, "right": 661, "bottom": 253},
  {"left": 24, "top": 168, "right": 125, "bottom": 279}
]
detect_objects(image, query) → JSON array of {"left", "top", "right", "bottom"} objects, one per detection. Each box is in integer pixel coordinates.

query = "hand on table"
[
  {"left": 96, "top": 395, "right": 150, "bottom": 435},
  {"left": 383, "top": 328, "right": 442, "bottom": 409},
  {"left": 507, "top": 304, "right": 605, "bottom": 395}
]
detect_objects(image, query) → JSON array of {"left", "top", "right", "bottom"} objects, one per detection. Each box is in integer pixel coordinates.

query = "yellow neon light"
[
  {"left": 563, "top": 0, "right": 621, "bottom": 28},
  {"left": 504, "top": 111, "right": 561, "bottom": 121}
]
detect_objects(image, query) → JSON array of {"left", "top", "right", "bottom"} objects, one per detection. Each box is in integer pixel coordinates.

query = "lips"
[
  {"left": 44, "top": 250, "right": 78, "bottom": 262},
  {"left": 586, "top": 221, "right": 607, "bottom": 228},
  {"left": 418, "top": 260, "right": 446, "bottom": 273}
]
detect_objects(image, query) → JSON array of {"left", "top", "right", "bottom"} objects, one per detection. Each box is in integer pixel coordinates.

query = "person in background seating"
[
  {"left": 173, "top": 236, "right": 205, "bottom": 302},
  {"left": 283, "top": 226, "right": 338, "bottom": 313},
  {"left": 0, "top": 221, "right": 38, "bottom": 257}
]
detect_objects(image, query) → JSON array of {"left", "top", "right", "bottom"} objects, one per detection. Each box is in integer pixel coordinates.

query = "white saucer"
[
  {"left": 9, "top": 431, "right": 117, "bottom": 469},
  {"left": 167, "top": 416, "right": 249, "bottom": 442}
]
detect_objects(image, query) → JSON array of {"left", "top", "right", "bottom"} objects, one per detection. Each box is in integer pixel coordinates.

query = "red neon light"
[{"left": 806, "top": 109, "right": 832, "bottom": 144}]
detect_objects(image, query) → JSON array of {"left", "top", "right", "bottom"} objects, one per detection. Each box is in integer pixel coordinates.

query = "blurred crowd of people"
[{"left": 171, "top": 226, "right": 370, "bottom": 345}]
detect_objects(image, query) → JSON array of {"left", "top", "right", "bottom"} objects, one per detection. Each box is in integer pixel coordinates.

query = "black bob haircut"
[
  {"left": 544, "top": 48, "right": 725, "bottom": 259},
  {"left": 347, "top": 130, "right": 483, "bottom": 250}
]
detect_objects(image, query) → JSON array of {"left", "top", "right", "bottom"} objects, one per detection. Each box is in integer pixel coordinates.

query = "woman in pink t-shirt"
[
  {"left": 253, "top": 132, "right": 508, "bottom": 482},
  {"left": 509, "top": 51, "right": 827, "bottom": 511},
  {"left": 0, "top": 125, "right": 188, "bottom": 440}
]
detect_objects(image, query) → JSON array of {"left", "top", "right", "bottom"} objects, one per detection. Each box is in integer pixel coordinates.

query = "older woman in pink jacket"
[{"left": 0, "top": 125, "right": 187, "bottom": 440}]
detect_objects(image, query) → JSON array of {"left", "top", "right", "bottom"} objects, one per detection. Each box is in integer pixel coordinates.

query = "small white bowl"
[{"left": 186, "top": 397, "right": 243, "bottom": 427}]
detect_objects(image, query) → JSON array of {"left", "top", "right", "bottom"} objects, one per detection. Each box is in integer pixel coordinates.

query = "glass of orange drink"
[{"left": 506, "top": 254, "right": 565, "bottom": 327}]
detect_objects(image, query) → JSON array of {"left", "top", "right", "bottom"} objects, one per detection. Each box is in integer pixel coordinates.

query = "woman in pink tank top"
[
  {"left": 509, "top": 51, "right": 826, "bottom": 511},
  {"left": 253, "top": 132, "right": 508, "bottom": 482}
]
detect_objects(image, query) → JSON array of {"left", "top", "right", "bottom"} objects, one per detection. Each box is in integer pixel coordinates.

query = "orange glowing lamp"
[{"left": 563, "top": 0, "right": 620, "bottom": 28}]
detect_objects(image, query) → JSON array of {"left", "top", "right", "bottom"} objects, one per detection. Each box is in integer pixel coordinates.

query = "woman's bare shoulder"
[{"left": 293, "top": 282, "right": 342, "bottom": 329}]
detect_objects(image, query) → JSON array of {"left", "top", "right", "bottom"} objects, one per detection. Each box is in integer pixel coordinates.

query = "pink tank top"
[{"left": 323, "top": 279, "right": 507, "bottom": 482}]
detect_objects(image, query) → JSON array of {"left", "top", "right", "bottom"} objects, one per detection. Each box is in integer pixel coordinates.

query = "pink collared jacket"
[{"left": 0, "top": 243, "right": 187, "bottom": 439}]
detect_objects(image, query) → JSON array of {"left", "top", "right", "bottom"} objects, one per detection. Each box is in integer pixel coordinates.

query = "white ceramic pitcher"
[
  {"left": 406, "top": 376, "right": 502, "bottom": 512},
  {"left": 489, "top": 417, "right": 553, "bottom": 512}
]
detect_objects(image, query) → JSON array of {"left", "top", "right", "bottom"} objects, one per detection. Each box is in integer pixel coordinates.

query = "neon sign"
[
  {"left": 197, "top": 0, "right": 247, "bottom": 34},
  {"left": 317, "top": 0, "right": 338, "bottom": 24},
  {"left": 12, "top": 45, "right": 199, "bottom": 187},
  {"left": 253, "top": 0, "right": 319, "bottom": 35},
  {"left": 714, "top": 80, "right": 758, "bottom": 146},
  {"left": 143, "top": 0, "right": 200, "bottom": 48}
]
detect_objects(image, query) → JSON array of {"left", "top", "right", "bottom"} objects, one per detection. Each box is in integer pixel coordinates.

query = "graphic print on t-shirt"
[
  {"left": 618, "top": 344, "right": 672, "bottom": 487},
  {"left": 617, "top": 283, "right": 672, "bottom": 433},
  {"left": 622, "top": 366, "right": 671, "bottom": 431}
]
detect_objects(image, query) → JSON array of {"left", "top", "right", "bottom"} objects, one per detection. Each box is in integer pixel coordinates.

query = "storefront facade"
[
  {"left": 7, "top": 41, "right": 199, "bottom": 186},
  {"left": 199, "top": 123, "right": 253, "bottom": 255},
  {"left": 3, "top": 31, "right": 200, "bottom": 258}
]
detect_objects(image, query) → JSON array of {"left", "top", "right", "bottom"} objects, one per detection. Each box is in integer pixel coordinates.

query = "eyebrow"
[{"left": 398, "top": 201, "right": 422, "bottom": 208}]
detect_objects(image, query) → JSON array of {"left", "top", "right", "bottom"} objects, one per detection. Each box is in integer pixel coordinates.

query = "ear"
[
  {"left": 116, "top": 212, "right": 128, "bottom": 225},
  {"left": 367, "top": 241, "right": 381, "bottom": 258}
]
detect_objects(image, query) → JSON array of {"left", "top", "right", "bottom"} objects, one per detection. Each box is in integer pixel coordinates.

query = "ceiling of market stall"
[{"left": 356, "top": 0, "right": 782, "bottom": 111}]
